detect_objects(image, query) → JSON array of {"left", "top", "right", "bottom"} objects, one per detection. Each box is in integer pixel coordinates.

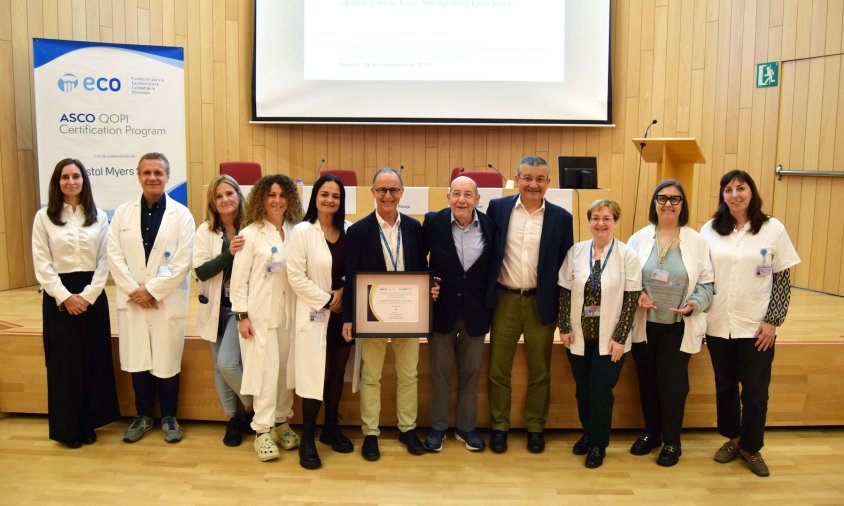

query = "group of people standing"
[{"left": 32, "top": 153, "right": 797, "bottom": 478}]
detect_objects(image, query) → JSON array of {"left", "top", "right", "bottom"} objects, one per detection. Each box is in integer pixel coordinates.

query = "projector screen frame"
[{"left": 251, "top": 1, "right": 613, "bottom": 127}]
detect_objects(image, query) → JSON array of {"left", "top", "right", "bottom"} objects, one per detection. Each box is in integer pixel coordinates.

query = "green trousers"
[{"left": 488, "top": 290, "right": 556, "bottom": 432}]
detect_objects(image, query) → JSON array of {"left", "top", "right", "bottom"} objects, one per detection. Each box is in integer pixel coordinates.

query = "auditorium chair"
[
  {"left": 320, "top": 169, "right": 358, "bottom": 186},
  {"left": 220, "top": 161, "right": 262, "bottom": 185},
  {"left": 460, "top": 170, "right": 504, "bottom": 188},
  {"left": 450, "top": 167, "right": 464, "bottom": 182}
]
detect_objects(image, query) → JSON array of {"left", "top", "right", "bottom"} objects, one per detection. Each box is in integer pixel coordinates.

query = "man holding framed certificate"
[{"left": 342, "top": 167, "right": 429, "bottom": 461}]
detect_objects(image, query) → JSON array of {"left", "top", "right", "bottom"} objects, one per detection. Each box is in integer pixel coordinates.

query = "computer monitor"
[{"left": 557, "top": 156, "right": 598, "bottom": 189}]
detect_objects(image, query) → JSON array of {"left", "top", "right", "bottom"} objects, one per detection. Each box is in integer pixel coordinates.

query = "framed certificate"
[{"left": 352, "top": 271, "right": 432, "bottom": 338}]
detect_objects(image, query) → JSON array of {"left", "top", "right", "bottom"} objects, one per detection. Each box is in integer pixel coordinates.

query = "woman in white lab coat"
[
  {"left": 32, "top": 158, "right": 119, "bottom": 448},
  {"left": 230, "top": 174, "right": 302, "bottom": 462},
  {"left": 287, "top": 174, "right": 354, "bottom": 470},
  {"left": 701, "top": 170, "right": 800, "bottom": 478},
  {"left": 627, "top": 179, "right": 714, "bottom": 467},
  {"left": 557, "top": 199, "right": 641, "bottom": 469},
  {"left": 193, "top": 174, "right": 253, "bottom": 447}
]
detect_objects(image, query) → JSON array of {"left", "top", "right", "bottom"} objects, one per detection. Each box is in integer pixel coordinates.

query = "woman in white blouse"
[
  {"left": 230, "top": 174, "right": 302, "bottom": 462},
  {"left": 31, "top": 158, "right": 119, "bottom": 448},
  {"left": 287, "top": 174, "right": 354, "bottom": 470},
  {"left": 557, "top": 199, "right": 642, "bottom": 469},
  {"left": 701, "top": 170, "right": 800, "bottom": 478},
  {"left": 193, "top": 175, "right": 253, "bottom": 447}
]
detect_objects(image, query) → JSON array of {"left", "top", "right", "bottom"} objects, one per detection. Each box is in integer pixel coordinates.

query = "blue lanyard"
[
  {"left": 378, "top": 223, "right": 402, "bottom": 271},
  {"left": 589, "top": 238, "right": 615, "bottom": 301}
]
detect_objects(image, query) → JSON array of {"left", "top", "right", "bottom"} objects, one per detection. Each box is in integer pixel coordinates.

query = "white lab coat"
[
  {"left": 557, "top": 239, "right": 642, "bottom": 356},
  {"left": 229, "top": 219, "right": 295, "bottom": 396},
  {"left": 193, "top": 222, "right": 226, "bottom": 343},
  {"left": 627, "top": 225, "right": 715, "bottom": 354},
  {"left": 286, "top": 220, "right": 359, "bottom": 400},
  {"left": 107, "top": 195, "right": 195, "bottom": 378}
]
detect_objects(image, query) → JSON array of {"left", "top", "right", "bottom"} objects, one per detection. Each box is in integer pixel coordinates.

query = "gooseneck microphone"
[
  {"left": 641, "top": 119, "right": 657, "bottom": 148},
  {"left": 314, "top": 159, "right": 325, "bottom": 181}
]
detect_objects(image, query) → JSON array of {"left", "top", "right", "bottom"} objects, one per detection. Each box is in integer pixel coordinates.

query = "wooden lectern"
[{"left": 632, "top": 137, "right": 705, "bottom": 224}]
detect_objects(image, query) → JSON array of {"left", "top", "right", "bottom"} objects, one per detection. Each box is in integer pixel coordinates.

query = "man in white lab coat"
[{"left": 107, "top": 152, "right": 195, "bottom": 444}]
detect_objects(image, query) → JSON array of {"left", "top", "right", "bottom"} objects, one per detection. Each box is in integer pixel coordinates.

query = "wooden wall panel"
[{"left": 1, "top": 0, "right": 843, "bottom": 294}]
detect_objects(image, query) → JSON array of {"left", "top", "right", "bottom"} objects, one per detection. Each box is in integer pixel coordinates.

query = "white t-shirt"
[{"left": 701, "top": 217, "right": 800, "bottom": 339}]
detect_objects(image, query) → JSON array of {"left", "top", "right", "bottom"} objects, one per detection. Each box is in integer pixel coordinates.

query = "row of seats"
[{"left": 219, "top": 161, "right": 505, "bottom": 188}]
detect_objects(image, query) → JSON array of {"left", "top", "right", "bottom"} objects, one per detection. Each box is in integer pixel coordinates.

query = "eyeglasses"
[
  {"left": 655, "top": 195, "right": 683, "bottom": 205},
  {"left": 449, "top": 191, "right": 476, "bottom": 200},
  {"left": 373, "top": 187, "right": 402, "bottom": 196},
  {"left": 589, "top": 216, "right": 615, "bottom": 224},
  {"left": 518, "top": 176, "right": 549, "bottom": 185}
]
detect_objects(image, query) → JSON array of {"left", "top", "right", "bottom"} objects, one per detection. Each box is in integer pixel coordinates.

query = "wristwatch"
[{"left": 235, "top": 312, "right": 249, "bottom": 321}]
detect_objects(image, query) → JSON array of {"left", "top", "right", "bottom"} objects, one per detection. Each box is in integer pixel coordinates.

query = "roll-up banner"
[{"left": 33, "top": 38, "right": 187, "bottom": 214}]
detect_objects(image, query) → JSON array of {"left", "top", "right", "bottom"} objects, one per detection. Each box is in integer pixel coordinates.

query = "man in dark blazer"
[
  {"left": 485, "top": 155, "right": 573, "bottom": 454},
  {"left": 421, "top": 176, "right": 495, "bottom": 453},
  {"left": 342, "top": 167, "right": 428, "bottom": 461}
]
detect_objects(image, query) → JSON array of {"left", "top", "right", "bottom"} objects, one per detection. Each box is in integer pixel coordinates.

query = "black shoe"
[
  {"left": 527, "top": 432, "right": 545, "bottom": 454},
  {"left": 320, "top": 425, "right": 354, "bottom": 453},
  {"left": 299, "top": 435, "right": 322, "bottom": 470},
  {"left": 489, "top": 430, "right": 508, "bottom": 454},
  {"left": 82, "top": 430, "right": 97, "bottom": 445},
  {"left": 399, "top": 429, "right": 425, "bottom": 455},
  {"left": 241, "top": 411, "right": 256, "bottom": 435},
  {"left": 630, "top": 432, "right": 662, "bottom": 455},
  {"left": 585, "top": 446, "right": 606, "bottom": 469},
  {"left": 572, "top": 434, "right": 590, "bottom": 455},
  {"left": 362, "top": 435, "right": 380, "bottom": 461},
  {"left": 657, "top": 444, "right": 681, "bottom": 467},
  {"left": 64, "top": 441, "right": 82, "bottom": 449},
  {"left": 223, "top": 417, "right": 242, "bottom": 447}
]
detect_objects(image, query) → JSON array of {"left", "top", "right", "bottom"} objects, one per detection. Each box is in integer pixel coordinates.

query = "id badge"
[
  {"left": 309, "top": 309, "right": 327, "bottom": 322},
  {"left": 584, "top": 305, "right": 601, "bottom": 317},
  {"left": 651, "top": 269, "right": 670, "bottom": 283},
  {"left": 756, "top": 265, "right": 772, "bottom": 277},
  {"left": 266, "top": 261, "right": 282, "bottom": 273},
  {"left": 156, "top": 265, "right": 173, "bottom": 277},
  {"left": 223, "top": 280, "right": 231, "bottom": 298}
]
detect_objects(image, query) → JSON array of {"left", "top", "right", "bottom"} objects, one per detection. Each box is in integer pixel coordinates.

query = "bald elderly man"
[{"left": 421, "top": 176, "right": 496, "bottom": 452}]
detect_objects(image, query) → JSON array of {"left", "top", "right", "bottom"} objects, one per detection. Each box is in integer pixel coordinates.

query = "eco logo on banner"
[{"left": 33, "top": 38, "right": 187, "bottom": 214}]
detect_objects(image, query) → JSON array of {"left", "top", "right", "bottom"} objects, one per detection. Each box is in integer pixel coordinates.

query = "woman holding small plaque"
[
  {"left": 286, "top": 174, "right": 355, "bottom": 470},
  {"left": 627, "top": 179, "right": 714, "bottom": 467},
  {"left": 230, "top": 174, "right": 302, "bottom": 462},
  {"left": 31, "top": 158, "right": 119, "bottom": 448},
  {"left": 557, "top": 199, "right": 641, "bottom": 469},
  {"left": 701, "top": 170, "right": 799, "bottom": 477}
]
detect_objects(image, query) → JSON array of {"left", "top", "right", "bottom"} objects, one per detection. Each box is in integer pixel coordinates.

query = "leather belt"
[{"left": 497, "top": 283, "right": 537, "bottom": 297}]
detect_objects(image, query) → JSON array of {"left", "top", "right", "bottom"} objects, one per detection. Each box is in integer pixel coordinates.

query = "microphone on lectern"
[{"left": 641, "top": 119, "right": 658, "bottom": 148}]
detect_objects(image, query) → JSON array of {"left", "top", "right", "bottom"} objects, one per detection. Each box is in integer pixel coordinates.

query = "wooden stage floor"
[
  {"left": 1, "top": 284, "right": 843, "bottom": 428},
  {"left": 1, "top": 415, "right": 843, "bottom": 505}
]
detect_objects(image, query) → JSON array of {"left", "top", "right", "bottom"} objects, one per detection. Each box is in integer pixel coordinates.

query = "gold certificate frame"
[{"left": 352, "top": 271, "right": 432, "bottom": 338}]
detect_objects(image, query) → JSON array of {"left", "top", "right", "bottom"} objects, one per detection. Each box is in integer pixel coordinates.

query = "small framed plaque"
[{"left": 352, "top": 271, "right": 432, "bottom": 338}]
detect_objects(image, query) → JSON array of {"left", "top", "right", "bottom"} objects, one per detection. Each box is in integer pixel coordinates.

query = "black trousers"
[
  {"left": 706, "top": 335, "right": 774, "bottom": 453},
  {"left": 131, "top": 371, "right": 180, "bottom": 418},
  {"left": 302, "top": 311, "right": 353, "bottom": 428},
  {"left": 631, "top": 321, "right": 690, "bottom": 445},
  {"left": 566, "top": 340, "right": 626, "bottom": 449},
  {"left": 42, "top": 272, "right": 119, "bottom": 444}
]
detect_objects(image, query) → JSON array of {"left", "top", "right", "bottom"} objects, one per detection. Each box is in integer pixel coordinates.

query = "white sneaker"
[
  {"left": 254, "top": 432, "right": 280, "bottom": 462},
  {"left": 271, "top": 422, "right": 300, "bottom": 450}
]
